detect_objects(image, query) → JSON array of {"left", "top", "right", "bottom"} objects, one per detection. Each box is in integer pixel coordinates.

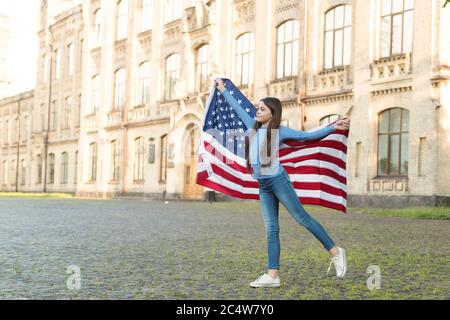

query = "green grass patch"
[
  {"left": 349, "top": 207, "right": 450, "bottom": 220},
  {"left": 0, "top": 192, "right": 74, "bottom": 199}
]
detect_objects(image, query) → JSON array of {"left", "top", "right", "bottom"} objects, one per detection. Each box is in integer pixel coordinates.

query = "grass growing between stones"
[
  {"left": 0, "top": 192, "right": 74, "bottom": 199},
  {"left": 0, "top": 198, "right": 448, "bottom": 299}
]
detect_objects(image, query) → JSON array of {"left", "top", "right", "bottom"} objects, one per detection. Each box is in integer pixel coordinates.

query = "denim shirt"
[{"left": 221, "top": 88, "right": 336, "bottom": 179}]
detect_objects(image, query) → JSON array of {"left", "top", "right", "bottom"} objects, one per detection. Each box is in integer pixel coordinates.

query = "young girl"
[{"left": 214, "top": 78, "right": 350, "bottom": 288}]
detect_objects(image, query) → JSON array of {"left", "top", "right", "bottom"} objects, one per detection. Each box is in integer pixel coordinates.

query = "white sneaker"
[
  {"left": 249, "top": 274, "right": 280, "bottom": 288},
  {"left": 327, "top": 247, "right": 347, "bottom": 278}
]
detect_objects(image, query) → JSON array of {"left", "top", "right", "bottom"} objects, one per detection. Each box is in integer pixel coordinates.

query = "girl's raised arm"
[
  {"left": 220, "top": 89, "right": 256, "bottom": 129},
  {"left": 280, "top": 125, "right": 336, "bottom": 142}
]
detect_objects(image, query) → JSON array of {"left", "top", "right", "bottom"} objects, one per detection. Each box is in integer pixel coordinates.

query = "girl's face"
[{"left": 256, "top": 101, "right": 273, "bottom": 124}]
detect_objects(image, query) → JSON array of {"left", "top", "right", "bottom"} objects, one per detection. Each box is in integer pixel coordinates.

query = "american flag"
[{"left": 196, "top": 78, "right": 349, "bottom": 213}]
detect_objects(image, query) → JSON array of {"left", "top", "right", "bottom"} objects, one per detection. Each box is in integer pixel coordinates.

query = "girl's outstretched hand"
[
  {"left": 334, "top": 116, "right": 350, "bottom": 131},
  {"left": 214, "top": 78, "right": 226, "bottom": 93}
]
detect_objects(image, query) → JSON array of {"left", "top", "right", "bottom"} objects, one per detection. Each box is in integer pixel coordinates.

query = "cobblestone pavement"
[{"left": 0, "top": 198, "right": 448, "bottom": 300}]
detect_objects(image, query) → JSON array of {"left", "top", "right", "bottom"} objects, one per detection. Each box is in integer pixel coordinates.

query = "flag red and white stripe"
[{"left": 196, "top": 82, "right": 349, "bottom": 213}]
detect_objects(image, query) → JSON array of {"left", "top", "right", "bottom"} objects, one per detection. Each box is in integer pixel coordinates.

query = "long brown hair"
[{"left": 245, "top": 97, "right": 282, "bottom": 173}]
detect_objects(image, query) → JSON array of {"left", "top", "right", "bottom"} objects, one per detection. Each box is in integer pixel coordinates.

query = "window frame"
[
  {"left": 276, "top": 20, "right": 300, "bottom": 79},
  {"left": 377, "top": 108, "right": 409, "bottom": 177},
  {"left": 323, "top": 5, "right": 352, "bottom": 69},
  {"left": 235, "top": 32, "right": 255, "bottom": 86},
  {"left": 380, "top": 0, "right": 414, "bottom": 58}
]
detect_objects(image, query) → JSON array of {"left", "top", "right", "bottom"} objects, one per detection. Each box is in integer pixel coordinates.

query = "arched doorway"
[{"left": 183, "top": 124, "right": 204, "bottom": 199}]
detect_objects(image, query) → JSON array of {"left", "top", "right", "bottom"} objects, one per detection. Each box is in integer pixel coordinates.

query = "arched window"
[
  {"left": 276, "top": 20, "right": 299, "bottom": 78},
  {"left": 320, "top": 114, "right": 341, "bottom": 126},
  {"left": 381, "top": 0, "right": 414, "bottom": 57},
  {"left": 236, "top": 33, "right": 255, "bottom": 86},
  {"left": 196, "top": 44, "right": 209, "bottom": 92},
  {"left": 377, "top": 108, "right": 409, "bottom": 176},
  {"left": 165, "top": 54, "right": 180, "bottom": 100},
  {"left": 134, "top": 137, "right": 145, "bottom": 181},
  {"left": 137, "top": 61, "right": 150, "bottom": 106},
  {"left": 114, "top": 68, "right": 126, "bottom": 110},
  {"left": 324, "top": 5, "right": 352, "bottom": 69},
  {"left": 116, "top": 0, "right": 129, "bottom": 41},
  {"left": 61, "top": 152, "right": 69, "bottom": 184}
]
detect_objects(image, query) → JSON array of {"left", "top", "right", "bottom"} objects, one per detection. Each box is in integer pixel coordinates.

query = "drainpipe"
[
  {"left": 43, "top": 42, "right": 53, "bottom": 193},
  {"left": 15, "top": 94, "right": 22, "bottom": 192},
  {"left": 121, "top": 1, "right": 134, "bottom": 194},
  {"left": 299, "top": 0, "right": 309, "bottom": 130}
]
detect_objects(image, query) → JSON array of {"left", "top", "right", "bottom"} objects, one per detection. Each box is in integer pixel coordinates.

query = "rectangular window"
[
  {"left": 74, "top": 151, "right": 78, "bottom": 184},
  {"left": 61, "top": 153, "right": 69, "bottom": 184},
  {"left": 20, "top": 159, "right": 26, "bottom": 186},
  {"left": 380, "top": 0, "right": 414, "bottom": 58},
  {"left": 36, "top": 155, "right": 42, "bottom": 184},
  {"left": 2, "top": 161, "right": 7, "bottom": 185},
  {"left": 51, "top": 101, "right": 57, "bottom": 131},
  {"left": 115, "top": 69, "right": 126, "bottom": 109},
  {"left": 55, "top": 49, "right": 61, "bottom": 79},
  {"left": 355, "top": 141, "right": 361, "bottom": 178},
  {"left": 134, "top": 137, "right": 145, "bottom": 181},
  {"left": 48, "top": 154, "right": 55, "bottom": 184},
  {"left": 148, "top": 143, "right": 155, "bottom": 164},
  {"left": 93, "top": 9, "right": 102, "bottom": 47},
  {"left": 10, "top": 160, "right": 16, "bottom": 185},
  {"left": 68, "top": 43, "right": 74, "bottom": 75},
  {"left": 160, "top": 135, "right": 168, "bottom": 183},
  {"left": 92, "top": 76, "right": 100, "bottom": 113},
  {"left": 111, "top": 141, "right": 120, "bottom": 181},
  {"left": 117, "top": 0, "right": 129, "bottom": 40},
  {"left": 89, "top": 143, "right": 97, "bottom": 181},
  {"left": 418, "top": 137, "right": 425, "bottom": 176},
  {"left": 62, "top": 97, "right": 72, "bottom": 130},
  {"left": 164, "top": 0, "right": 182, "bottom": 23},
  {"left": 43, "top": 54, "right": 49, "bottom": 83},
  {"left": 137, "top": 62, "right": 150, "bottom": 106},
  {"left": 141, "top": 0, "right": 153, "bottom": 32}
]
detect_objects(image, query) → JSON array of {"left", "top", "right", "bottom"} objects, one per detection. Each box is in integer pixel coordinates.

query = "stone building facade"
[{"left": 0, "top": 0, "right": 449, "bottom": 207}]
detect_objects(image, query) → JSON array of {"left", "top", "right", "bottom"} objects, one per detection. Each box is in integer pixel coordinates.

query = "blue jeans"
[{"left": 258, "top": 169, "right": 336, "bottom": 270}]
